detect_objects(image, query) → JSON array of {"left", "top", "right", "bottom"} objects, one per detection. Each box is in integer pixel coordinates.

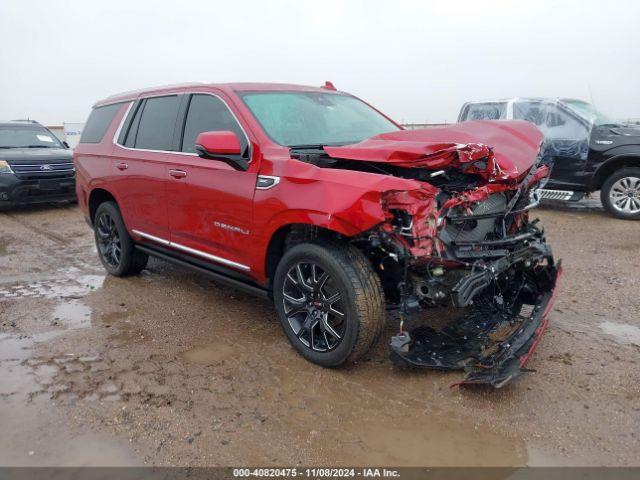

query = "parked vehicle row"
[{"left": 74, "top": 82, "right": 560, "bottom": 387}]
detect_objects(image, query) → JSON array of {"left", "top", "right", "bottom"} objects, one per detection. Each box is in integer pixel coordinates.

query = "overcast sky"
[{"left": 1, "top": 0, "right": 639, "bottom": 125}]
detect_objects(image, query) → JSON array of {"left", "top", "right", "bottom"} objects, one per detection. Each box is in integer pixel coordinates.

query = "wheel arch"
[
  {"left": 591, "top": 155, "right": 640, "bottom": 191},
  {"left": 88, "top": 188, "right": 118, "bottom": 226},
  {"left": 264, "top": 223, "right": 351, "bottom": 289},
  {"left": 258, "top": 201, "right": 385, "bottom": 287}
]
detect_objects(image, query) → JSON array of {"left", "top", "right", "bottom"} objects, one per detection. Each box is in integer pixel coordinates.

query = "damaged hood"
[{"left": 324, "top": 120, "right": 544, "bottom": 182}]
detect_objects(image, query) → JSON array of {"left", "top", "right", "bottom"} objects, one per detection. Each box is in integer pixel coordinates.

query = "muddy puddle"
[
  {"left": 178, "top": 337, "right": 528, "bottom": 466},
  {"left": 52, "top": 300, "right": 93, "bottom": 329},
  {"left": 0, "top": 332, "right": 138, "bottom": 466},
  {"left": 0, "top": 211, "right": 136, "bottom": 466},
  {"left": 0, "top": 270, "right": 104, "bottom": 301},
  {"left": 181, "top": 342, "right": 237, "bottom": 364},
  {"left": 311, "top": 413, "right": 526, "bottom": 466}
]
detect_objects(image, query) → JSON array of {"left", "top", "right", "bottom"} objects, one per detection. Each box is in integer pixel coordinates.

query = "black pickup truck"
[
  {"left": 0, "top": 120, "right": 76, "bottom": 208},
  {"left": 458, "top": 98, "right": 640, "bottom": 220}
]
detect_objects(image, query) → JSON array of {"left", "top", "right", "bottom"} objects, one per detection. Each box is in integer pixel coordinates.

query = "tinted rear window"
[
  {"left": 80, "top": 103, "right": 122, "bottom": 143},
  {"left": 134, "top": 96, "right": 180, "bottom": 151}
]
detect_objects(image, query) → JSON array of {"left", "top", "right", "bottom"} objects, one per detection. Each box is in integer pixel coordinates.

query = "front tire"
[
  {"left": 601, "top": 168, "right": 640, "bottom": 220},
  {"left": 94, "top": 201, "right": 148, "bottom": 276},
  {"left": 273, "top": 242, "right": 386, "bottom": 367}
]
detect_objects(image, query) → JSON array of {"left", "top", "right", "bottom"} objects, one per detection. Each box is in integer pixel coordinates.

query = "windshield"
[
  {"left": 562, "top": 100, "right": 619, "bottom": 127},
  {"left": 240, "top": 92, "right": 400, "bottom": 147},
  {"left": 0, "top": 126, "right": 63, "bottom": 148}
]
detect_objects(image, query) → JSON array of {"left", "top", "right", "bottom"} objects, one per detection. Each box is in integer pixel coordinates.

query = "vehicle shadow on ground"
[{"left": 0, "top": 201, "right": 77, "bottom": 215}]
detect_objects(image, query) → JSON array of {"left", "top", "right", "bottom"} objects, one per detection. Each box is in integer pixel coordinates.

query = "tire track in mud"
[
  {"left": 0, "top": 210, "right": 101, "bottom": 296},
  {"left": 1, "top": 211, "right": 70, "bottom": 246}
]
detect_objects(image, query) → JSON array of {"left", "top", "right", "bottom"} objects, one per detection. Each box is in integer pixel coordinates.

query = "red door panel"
[
  {"left": 110, "top": 147, "right": 171, "bottom": 241},
  {"left": 166, "top": 154, "right": 257, "bottom": 271}
]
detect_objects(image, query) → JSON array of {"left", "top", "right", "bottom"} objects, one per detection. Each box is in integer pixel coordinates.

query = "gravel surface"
[{"left": 0, "top": 197, "right": 638, "bottom": 466}]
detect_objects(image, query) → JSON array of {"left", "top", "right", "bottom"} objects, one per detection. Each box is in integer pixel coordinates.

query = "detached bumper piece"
[{"left": 390, "top": 264, "right": 561, "bottom": 388}]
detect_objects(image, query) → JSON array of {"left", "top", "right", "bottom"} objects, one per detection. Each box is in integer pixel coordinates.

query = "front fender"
[
  {"left": 262, "top": 200, "right": 384, "bottom": 240},
  {"left": 256, "top": 162, "right": 427, "bottom": 236},
  {"left": 249, "top": 169, "right": 427, "bottom": 281},
  {"left": 249, "top": 188, "right": 388, "bottom": 282}
]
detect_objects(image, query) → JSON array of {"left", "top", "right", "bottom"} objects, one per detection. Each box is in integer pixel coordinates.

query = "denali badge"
[{"left": 213, "top": 221, "right": 250, "bottom": 235}]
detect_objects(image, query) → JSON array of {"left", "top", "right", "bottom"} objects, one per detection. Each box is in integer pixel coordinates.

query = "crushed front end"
[
  {"left": 323, "top": 121, "right": 562, "bottom": 387},
  {"left": 382, "top": 181, "right": 561, "bottom": 388}
]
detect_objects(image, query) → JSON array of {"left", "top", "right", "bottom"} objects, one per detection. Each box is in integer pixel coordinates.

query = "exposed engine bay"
[{"left": 291, "top": 120, "right": 562, "bottom": 388}]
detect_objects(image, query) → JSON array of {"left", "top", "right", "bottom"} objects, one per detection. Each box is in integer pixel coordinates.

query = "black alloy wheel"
[
  {"left": 282, "top": 261, "right": 346, "bottom": 352},
  {"left": 93, "top": 201, "right": 148, "bottom": 276},
  {"left": 273, "top": 242, "right": 386, "bottom": 367},
  {"left": 96, "top": 212, "right": 122, "bottom": 269}
]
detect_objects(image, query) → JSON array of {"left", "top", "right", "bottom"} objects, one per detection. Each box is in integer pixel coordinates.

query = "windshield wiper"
[
  {"left": 288, "top": 144, "right": 327, "bottom": 150},
  {"left": 288, "top": 141, "right": 359, "bottom": 150},
  {"left": 23, "top": 145, "right": 56, "bottom": 148}
]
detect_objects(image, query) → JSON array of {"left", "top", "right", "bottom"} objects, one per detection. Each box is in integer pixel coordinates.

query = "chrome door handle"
[
  {"left": 116, "top": 162, "right": 129, "bottom": 171},
  {"left": 169, "top": 169, "right": 187, "bottom": 179}
]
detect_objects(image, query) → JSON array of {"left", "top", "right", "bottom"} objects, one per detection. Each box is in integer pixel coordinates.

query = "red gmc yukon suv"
[{"left": 75, "top": 82, "right": 561, "bottom": 387}]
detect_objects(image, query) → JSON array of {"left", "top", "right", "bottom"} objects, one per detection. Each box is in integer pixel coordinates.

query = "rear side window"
[
  {"left": 460, "top": 102, "right": 506, "bottom": 121},
  {"left": 134, "top": 96, "right": 180, "bottom": 151},
  {"left": 180, "top": 94, "right": 247, "bottom": 154},
  {"left": 80, "top": 103, "right": 121, "bottom": 143}
]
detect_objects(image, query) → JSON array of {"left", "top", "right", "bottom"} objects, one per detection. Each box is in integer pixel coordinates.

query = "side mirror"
[
  {"left": 194, "top": 131, "right": 248, "bottom": 171},
  {"left": 62, "top": 141, "right": 70, "bottom": 149}
]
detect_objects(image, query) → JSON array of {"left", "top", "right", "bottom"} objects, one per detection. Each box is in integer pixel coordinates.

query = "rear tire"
[
  {"left": 94, "top": 201, "right": 148, "bottom": 276},
  {"left": 601, "top": 168, "right": 640, "bottom": 220},
  {"left": 273, "top": 242, "right": 386, "bottom": 367}
]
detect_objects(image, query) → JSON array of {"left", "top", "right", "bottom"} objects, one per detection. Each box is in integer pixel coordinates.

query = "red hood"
[{"left": 324, "top": 120, "right": 544, "bottom": 183}]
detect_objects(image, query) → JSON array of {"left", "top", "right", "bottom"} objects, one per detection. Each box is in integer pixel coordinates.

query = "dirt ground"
[{"left": 0, "top": 196, "right": 639, "bottom": 467}]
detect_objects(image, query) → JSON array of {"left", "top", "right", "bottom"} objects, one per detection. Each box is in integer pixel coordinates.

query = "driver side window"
[{"left": 181, "top": 94, "right": 248, "bottom": 156}]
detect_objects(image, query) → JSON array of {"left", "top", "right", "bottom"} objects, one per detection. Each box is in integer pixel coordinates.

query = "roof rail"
[
  {"left": 103, "top": 82, "right": 206, "bottom": 101},
  {"left": 9, "top": 119, "right": 42, "bottom": 125}
]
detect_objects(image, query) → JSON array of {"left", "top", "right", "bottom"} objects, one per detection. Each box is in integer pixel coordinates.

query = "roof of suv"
[
  {"left": 464, "top": 97, "right": 586, "bottom": 104},
  {"left": 96, "top": 82, "right": 340, "bottom": 107}
]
